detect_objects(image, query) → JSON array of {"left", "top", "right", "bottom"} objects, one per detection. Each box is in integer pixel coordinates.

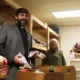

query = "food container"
[
  {"left": 0, "top": 65, "right": 8, "bottom": 78},
  {"left": 0, "top": 59, "right": 8, "bottom": 78}
]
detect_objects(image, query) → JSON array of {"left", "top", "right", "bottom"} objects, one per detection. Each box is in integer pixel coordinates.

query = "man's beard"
[{"left": 16, "top": 19, "right": 28, "bottom": 26}]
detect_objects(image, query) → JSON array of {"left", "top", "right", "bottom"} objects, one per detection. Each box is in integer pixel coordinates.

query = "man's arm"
[{"left": 0, "top": 26, "right": 7, "bottom": 57}]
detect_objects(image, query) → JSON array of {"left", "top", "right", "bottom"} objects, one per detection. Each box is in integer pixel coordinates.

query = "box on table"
[
  {"left": 16, "top": 69, "right": 45, "bottom": 80},
  {"left": 37, "top": 65, "right": 50, "bottom": 72},
  {"left": 37, "top": 65, "right": 76, "bottom": 80},
  {"left": 16, "top": 68, "right": 64, "bottom": 80},
  {"left": 54, "top": 66, "right": 76, "bottom": 80}
]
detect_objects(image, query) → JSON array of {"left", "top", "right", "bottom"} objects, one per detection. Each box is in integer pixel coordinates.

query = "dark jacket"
[
  {"left": 42, "top": 48, "right": 66, "bottom": 66},
  {"left": 0, "top": 24, "right": 32, "bottom": 80}
]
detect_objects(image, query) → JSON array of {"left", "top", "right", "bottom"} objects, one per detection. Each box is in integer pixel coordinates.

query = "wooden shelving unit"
[
  {"left": 69, "top": 53, "right": 80, "bottom": 69},
  {"left": 48, "top": 27, "right": 59, "bottom": 39},
  {"left": 0, "top": 1, "right": 15, "bottom": 25},
  {"left": 69, "top": 53, "right": 80, "bottom": 80},
  {"left": 28, "top": 14, "right": 60, "bottom": 51},
  {"left": 0, "top": 0, "right": 23, "bottom": 25},
  {"left": 28, "top": 14, "right": 48, "bottom": 51},
  {"left": 32, "top": 44, "right": 47, "bottom": 51}
]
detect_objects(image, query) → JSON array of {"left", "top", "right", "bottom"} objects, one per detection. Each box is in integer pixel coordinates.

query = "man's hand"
[{"left": 14, "top": 53, "right": 24, "bottom": 65}]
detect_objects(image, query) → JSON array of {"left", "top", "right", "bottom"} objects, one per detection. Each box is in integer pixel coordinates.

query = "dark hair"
[{"left": 15, "top": 8, "right": 29, "bottom": 16}]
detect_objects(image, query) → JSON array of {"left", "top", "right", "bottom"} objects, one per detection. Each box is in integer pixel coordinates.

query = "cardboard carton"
[
  {"left": 16, "top": 70, "right": 45, "bottom": 80},
  {"left": 16, "top": 69, "right": 64, "bottom": 80},
  {"left": 37, "top": 65, "right": 76, "bottom": 80}
]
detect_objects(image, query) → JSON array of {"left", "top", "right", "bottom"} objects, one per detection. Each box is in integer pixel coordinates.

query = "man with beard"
[
  {"left": 0, "top": 8, "right": 33, "bottom": 80},
  {"left": 42, "top": 38, "right": 66, "bottom": 66}
]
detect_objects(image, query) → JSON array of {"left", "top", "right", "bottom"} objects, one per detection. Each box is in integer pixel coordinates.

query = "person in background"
[
  {"left": 0, "top": 8, "right": 34, "bottom": 80},
  {"left": 42, "top": 38, "right": 66, "bottom": 66}
]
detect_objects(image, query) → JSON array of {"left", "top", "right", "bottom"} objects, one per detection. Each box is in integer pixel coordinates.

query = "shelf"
[
  {"left": 70, "top": 59, "right": 80, "bottom": 71},
  {"left": 32, "top": 43, "right": 47, "bottom": 51},
  {"left": 69, "top": 59, "right": 80, "bottom": 61},
  {"left": 31, "top": 15, "right": 47, "bottom": 30},
  {"left": 0, "top": 1, "right": 15, "bottom": 24},
  {"left": 76, "top": 69, "right": 80, "bottom": 71},
  {"left": 76, "top": 75, "right": 80, "bottom": 78},
  {"left": 29, "top": 14, "right": 48, "bottom": 51}
]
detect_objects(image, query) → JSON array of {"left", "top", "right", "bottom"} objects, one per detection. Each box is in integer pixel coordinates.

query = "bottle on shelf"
[{"left": 69, "top": 50, "right": 75, "bottom": 59}]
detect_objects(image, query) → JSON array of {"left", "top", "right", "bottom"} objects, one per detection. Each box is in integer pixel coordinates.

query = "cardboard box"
[
  {"left": 37, "top": 66, "right": 76, "bottom": 80},
  {"left": 54, "top": 66, "right": 76, "bottom": 80},
  {"left": 16, "top": 69, "right": 64, "bottom": 80},
  {"left": 37, "top": 65, "right": 50, "bottom": 72},
  {"left": 16, "top": 70, "right": 45, "bottom": 80}
]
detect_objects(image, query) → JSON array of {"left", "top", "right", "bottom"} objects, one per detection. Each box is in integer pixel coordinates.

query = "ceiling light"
[{"left": 52, "top": 10, "right": 80, "bottom": 18}]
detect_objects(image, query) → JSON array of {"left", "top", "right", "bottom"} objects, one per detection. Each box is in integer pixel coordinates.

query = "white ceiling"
[{"left": 13, "top": 0, "right": 80, "bottom": 27}]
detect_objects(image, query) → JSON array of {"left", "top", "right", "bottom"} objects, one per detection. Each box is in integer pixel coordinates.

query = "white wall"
[{"left": 59, "top": 26, "right": 80, "bottom": 65}]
